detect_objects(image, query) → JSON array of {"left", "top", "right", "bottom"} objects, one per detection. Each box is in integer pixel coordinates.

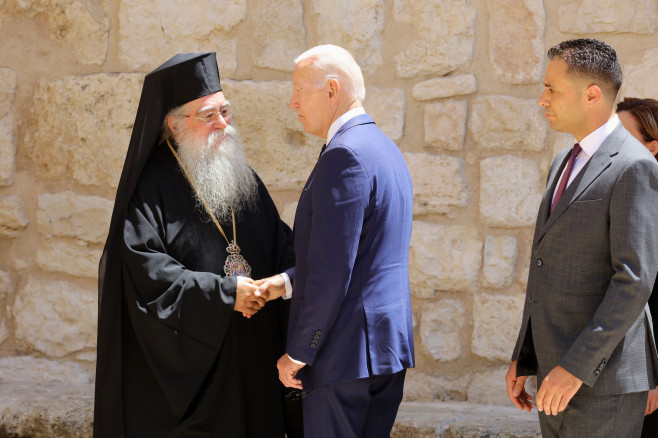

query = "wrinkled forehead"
[{"left": 184, "top": 91, "right": 228, "bottom": 113}]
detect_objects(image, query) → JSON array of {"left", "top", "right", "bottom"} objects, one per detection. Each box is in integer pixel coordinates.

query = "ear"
[
  {"left": 648, "top": 139, "right": 658, "bottom": 157},
  {"left": 327, "top": 78, "right": 340, "bottom": 104},
  {"left": 166, "top": 115, "right": 177, "bottom": 134},
  {"left": 584, "top": 84, "right": 602, "bottom": 105}
]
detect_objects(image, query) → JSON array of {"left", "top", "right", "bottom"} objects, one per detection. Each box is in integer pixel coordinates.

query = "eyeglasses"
[{"left": 179, "top": 104, "right": 232, "bottom": 125}]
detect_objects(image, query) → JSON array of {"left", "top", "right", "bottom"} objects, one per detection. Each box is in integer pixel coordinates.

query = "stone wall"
[{"left": 0, "top": 0, "right": 656, "bottom": 408}]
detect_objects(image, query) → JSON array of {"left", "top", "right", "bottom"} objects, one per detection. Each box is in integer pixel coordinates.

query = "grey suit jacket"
[{"left": 512, "top": 124, "right": 658, "bottom": 395}]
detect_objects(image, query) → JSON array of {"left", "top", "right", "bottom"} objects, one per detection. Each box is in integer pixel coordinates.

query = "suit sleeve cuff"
[{"left": 287, "top": 353, "right": 306, "bottom": 366}]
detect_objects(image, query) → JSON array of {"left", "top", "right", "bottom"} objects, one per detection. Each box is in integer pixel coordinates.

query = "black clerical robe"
[{"left": 110, "top": 143, "right": 295, "bottom": 437}]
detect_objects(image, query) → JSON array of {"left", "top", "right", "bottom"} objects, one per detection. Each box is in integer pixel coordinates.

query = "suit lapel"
[
  {"left": 533, "top": 149, "right": 570, "bottom": 245},
  {"left": 536, "top": 125, "right": 624, "bottom": 242}
]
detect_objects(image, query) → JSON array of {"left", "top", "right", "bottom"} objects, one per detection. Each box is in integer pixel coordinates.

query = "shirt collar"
[
  {"left": 326, "top": 107, "right": 366, "bottom": 144},
  {"left": 578, "top": 114, "right": 620, "bottom": 158}
]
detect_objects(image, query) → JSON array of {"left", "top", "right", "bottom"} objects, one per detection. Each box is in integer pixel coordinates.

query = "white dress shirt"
[{"left": 551, "top": 115, "right": 620, "bottom": 205}]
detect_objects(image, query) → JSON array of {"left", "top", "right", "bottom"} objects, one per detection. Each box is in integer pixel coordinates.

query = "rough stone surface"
[
  {"left": 2, "top": 0, "right": 111, "bottom": 64},
  {"left": 488, "top": 0, "right": 545, "bottom": 84},
  {"left": 412, "top": 74, "right": 477, "bottom": 101},
  {"left": 0, "top": 319, "right": 8, "bottom": 346},
  {"left": 11, "top": 277, "right": 97, "bottom": 357},
  {"left": 420, "top": 300, "right": 466, "bottom": 362},
  {"left": 393, "top": 0, "right": 476, "bottom": 78},
  {"left": 0, "top": 269, "right": 13, "bottom": 300},
  {"left": 307, "top": 0, "right": 385, "bottom": 74},
  {"left": 0, "top": 67, "right": 16, "bottom": 185},
  {"left": 480, "top": 156, "right": 543, "bottom": 227},
  {"left": 0, "top": 196, "right": 29, "bottom": 238},
  {"left": 391, "top": 402, "right": 541, "bottom": 438},
  {"left": 559, "top": 0, "right": 657, "bottom": 34},
  {"left": 424, "top": 100, "right": 468, "bottom": 151},
  {"left": 223, "top": 79, "right": 318, "bottom": 191},
  {"left": 0, "top": 356, "right": 93, "bottom": 384},
  {"left": 467, "top": 366, "right": 514, "bottom": 406},
  {"left": 251, "top": 0, "right": 305, "bottom": 72},
  {"left": 482, "top": 235, "right": 518, "bottom": 289},
  {"left": 469, "top": 96, "right": 547, "bottom": 151},
  {"left": 28, "top": 73, "right": 143, "bottom": 188},
  {"left": 118, "top": 0, "right": 244, "bottom": 72},
  {"left": 37, "top": 192, "right": 113, "bottom": 244},
  {"left": 404, "top": 153, "right": 469, "bottom": 216},
  {"left": 365, "top": 87, "right": 406, "bottom": 142},
  {"left": 36, "top": 240, "right": 102, "bottom": 279},
  {"left": 472, "top": 294, "right": 526, "bottom": 361},
  {"left": 621, "top": 47, "right": 658, "bottom": 102},
  {"left": 410, "top": 222, "right": 482, "bottom": 294},
  {"left": 404, "top": 370, "right": 470, "bottom": 402}
]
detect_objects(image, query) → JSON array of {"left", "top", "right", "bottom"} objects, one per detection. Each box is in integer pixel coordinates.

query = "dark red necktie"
[{"left": 551, "top": 143, "right": 582, "bottom": 212}]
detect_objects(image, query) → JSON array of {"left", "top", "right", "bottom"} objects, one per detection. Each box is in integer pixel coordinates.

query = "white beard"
[{"left": 175, "top": 125, "right": 259, "bottom": 223}]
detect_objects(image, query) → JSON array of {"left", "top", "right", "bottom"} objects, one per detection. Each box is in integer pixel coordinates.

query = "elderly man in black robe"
[{"left": 94, "top": 52, "right": 301, "bottom": 437}]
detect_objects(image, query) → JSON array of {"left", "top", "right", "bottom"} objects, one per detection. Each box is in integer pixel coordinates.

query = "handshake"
[{"left": 233, "top": 274, "right": 287, "bottom": 317}]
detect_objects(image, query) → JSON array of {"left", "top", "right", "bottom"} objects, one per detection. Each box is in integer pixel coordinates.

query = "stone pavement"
[{"left": 0, "top": 357, "right": 541, "bottom": 437}]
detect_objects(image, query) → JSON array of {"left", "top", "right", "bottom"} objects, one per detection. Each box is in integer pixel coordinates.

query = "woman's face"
[{"left": 618, "top": 110, "right": 657, "bottom": 156}]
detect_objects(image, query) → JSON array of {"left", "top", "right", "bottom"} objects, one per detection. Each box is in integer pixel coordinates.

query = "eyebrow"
[{"left": 197, "top": 102, "right": 230, "bottom": 113}]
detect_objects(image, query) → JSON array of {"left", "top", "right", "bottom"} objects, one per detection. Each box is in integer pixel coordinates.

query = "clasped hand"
[{"left": 235, "top": 274, "right": 287, "bottom": 318}]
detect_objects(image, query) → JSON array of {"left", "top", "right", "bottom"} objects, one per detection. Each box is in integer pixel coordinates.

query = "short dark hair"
[
  {"left": 617, "top": 97, "right": 658, "bottom": 144},
  {"left": 547, "top": 39, "right": 622, "bottom": 100}
]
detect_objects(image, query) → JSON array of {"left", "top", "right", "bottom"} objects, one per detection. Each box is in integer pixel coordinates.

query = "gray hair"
[{"left": 294, "top": 44, "right": 366, "bottom": 102}]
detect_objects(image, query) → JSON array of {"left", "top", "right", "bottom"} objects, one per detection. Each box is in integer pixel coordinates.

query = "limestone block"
[
  {"left": 469, "top": 96, "right": 547, "bottom": 152},
  {"left": 12, "top": 277, "right": 97, "bottom": 357},
  {"left": 364, "top": 88, "right": 405, "bottom": 142},
  {"left": 393, "top": 0, "right": 476, "bottom": 78},
  {"left": 37, "top": 192, "right": 114, "bottom": 244},
  {"left": 3, "top": 0, "right": 110, "bottom": 64},
  {"left": 119, "top": 0, "right": 243, "bottom": 72},
  {"left": 467, "top": 366, "right": 513, "bottom": 406},
  {"left": 0, "top": 114, "right": 15, "bottom": 186},
  {"left": 424, "top": 100, "right": 468, "bottom": 151},
  {"left": 0, "top": 68, "right": 17, "bottom": 118},
  {"left": 0, "top": 196, "right": 29, "bottom": 238},
  {"left": 621, "top": 47, "right": 658, "bottom": 102},
  {"left": 412, "top": 74, "right": 477, "bottom": 101},
  {"left": 420, "top": 300, "right": 466, "bottom": 362},
  {"left": 307, "top": 0, "right": 385, "bottom": 73},
  {"left": 281, "top": 201, "right": 298, "bottom": 229},
  {"left": 487, "top": 0, "right": 545, "bottom": 84},
  {"left": 480, "top": 155, "right": 543, "bottom": 227},
  {"left": 393, "top": 402, "right": 542, "bottom": 438},
  {"left": 222, "top": 79, "right": 318, "bottom": 191},
  {"left": 0, "top": 269, "right": 13, "bottom": 300},
  {"left": 410, "top": 222, "right": 482, "bottom": 294},
  {"left": 559, "top": 0, "right": 657, "bottom": 34},
  {"left": 37, "top": 240, "right": 102, "bottom": 279},
  {"left": 472, "top": 293, "right": 525, "bottom": 361},
  {"left": 28, "top": 73, "right": 143, "bottom": 188},
  {"left": 482, "top": 235, "right": 518, "bottom": 289},
  {"left": 403, "top": 369, "right": 469, "bottom": 402},
  {"left": 0, "top": 356, "right": 93, "bottom": 384},
  {"left": 552, "top": 131, "right": 574, "bottom": 160},
  {"left": 251, "top": 0, "right": 305, "bottom": 72},
  {"left": 404, "top": 153, "right": 469, "bottom": 216}
]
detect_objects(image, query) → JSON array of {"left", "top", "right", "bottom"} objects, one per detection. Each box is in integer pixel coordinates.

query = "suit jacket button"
[
  {"left": 594, "top": 369, "right": 600, "bottom": 376},
  {"left": 315, "top": 330, "right": 321, "bottom": 335},
  {"left": 313, "top": 335, "right": 320, "bottom": 340},
  {"left": 536, "top": 259, "right": 543, "bottom": 267},
  {"left": 310, "top": 344, "right": 317, "bottom": 349}
]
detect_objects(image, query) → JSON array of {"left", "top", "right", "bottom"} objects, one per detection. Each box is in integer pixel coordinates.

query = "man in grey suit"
[{"left": 505, "top": 38, "right": 658, "bottom": 437}]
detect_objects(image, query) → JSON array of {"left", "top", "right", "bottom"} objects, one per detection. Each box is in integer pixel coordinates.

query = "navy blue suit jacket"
[{"left": 285, "top": 114, "right": 414, "bottom": 387}]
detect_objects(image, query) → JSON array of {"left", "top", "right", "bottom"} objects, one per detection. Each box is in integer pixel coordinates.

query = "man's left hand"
[
  {"left": 646, "top": 387, "right": 658, "bottom": 416},
  {"left": 536, "top": 365, "right": 583, "bottom": 415},
  {"left": 277, "top": 354, "right": 304, "bottom": 390}
]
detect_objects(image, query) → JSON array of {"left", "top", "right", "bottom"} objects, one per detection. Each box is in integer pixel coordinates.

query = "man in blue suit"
[{"left": 256, "top": 44, "right": 414, "bottom": 437}]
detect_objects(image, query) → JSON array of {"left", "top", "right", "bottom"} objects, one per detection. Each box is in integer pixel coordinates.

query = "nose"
[
  {"left": 211, "top": 114, "right": 229, "bottom": 129},
  {"left": 538, "top": 90, "right": 549, "bottom": 107},
  {"left": 289, "top": 94, "right": 298, "bottom": 109}
]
